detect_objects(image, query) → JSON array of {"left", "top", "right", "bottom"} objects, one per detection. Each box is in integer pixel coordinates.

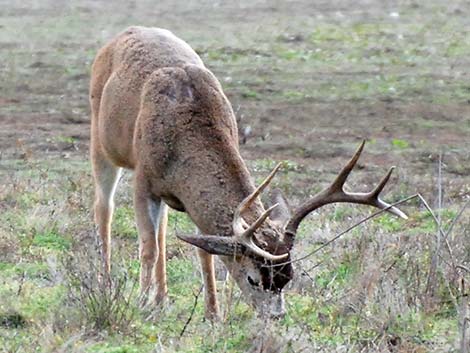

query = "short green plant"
[
  {"left": 391, "top": 138, "right": 410, "bottom": 150},
  {"left": 32, "top": 230, "right": 71, "bottom": 251}
]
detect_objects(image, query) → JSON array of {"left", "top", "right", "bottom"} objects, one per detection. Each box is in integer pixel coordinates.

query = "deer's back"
[{"left": 90, "top": 26, "right": 204, "bottom": 168}]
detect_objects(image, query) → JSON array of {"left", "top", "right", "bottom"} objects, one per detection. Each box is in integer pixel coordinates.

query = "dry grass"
[
  {"left": 62, "top": 233, "right": 140, "bottom": 333},
  {"left": 1, "top": 0, "right": 469, "bottom": 352},
  {"left": 0, "top": 156, "right": 468, "bottom": 352}
]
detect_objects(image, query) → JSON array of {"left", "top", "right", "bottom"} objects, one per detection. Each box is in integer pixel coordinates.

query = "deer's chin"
[
  {"left": 254, "top": 291, "right": 286, "bottom": 319},
  {"left": 219, "top": 256, "right": 286, "bottom": 319},
  {"left": 239, "top": 285, "right": 286, "bottom": 319}
]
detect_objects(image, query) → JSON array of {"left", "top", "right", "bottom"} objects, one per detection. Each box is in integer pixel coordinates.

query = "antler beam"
[{"left": 285, "top": 140, "right": 407, "bottom": 236}]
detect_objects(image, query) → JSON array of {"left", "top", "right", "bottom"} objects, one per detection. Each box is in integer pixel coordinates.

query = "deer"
[{"left": 90, "top": 26, "right": 407, "bottom": 320}]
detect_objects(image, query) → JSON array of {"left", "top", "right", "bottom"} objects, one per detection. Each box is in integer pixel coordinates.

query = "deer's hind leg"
[{"left": 91, "top": 149, "right": 122, "bottom": 275}]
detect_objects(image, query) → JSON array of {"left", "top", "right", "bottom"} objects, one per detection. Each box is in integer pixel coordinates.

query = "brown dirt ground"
[{"left": 1, "top": 0, "right": 469, "bottom": 207}]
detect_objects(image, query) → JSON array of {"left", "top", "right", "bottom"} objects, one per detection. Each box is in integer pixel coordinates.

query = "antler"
[
  {"left": 231, "top": 162, "right": 287, "bottom": 260},
  {"left": 285, "top": 140, "right": 407, "bottom": 237},
  {"left": 178, "top": 163, "right": 288, "bottom": 261},
  {"left": 233, "top": 162, "right": 281, "bottom": 235}
]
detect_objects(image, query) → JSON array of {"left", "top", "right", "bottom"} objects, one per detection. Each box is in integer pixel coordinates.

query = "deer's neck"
[{"left": 164, "top": 150, "right": 262, "bottom": 237}]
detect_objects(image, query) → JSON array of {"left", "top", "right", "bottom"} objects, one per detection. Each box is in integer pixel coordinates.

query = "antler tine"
[
  {"left": 240, "top": 203, "right": 279, "bottom": 241},
  {"left": 285, "top": 141, "right": 407, "bottom": 236},
  {"left": 331, "top": 140, "right": 365, "bottom": 191},
  {"left": 366, "top": 167, "right": 408, "bottom": 219},
  {"left": 242, "top": 238, "right": 288, "bottom": 261},
  {"left": 238, "top": 204, "right": 288, "bottom": 261},
  {"left": 233, "top": 162, "right": 282, "bottom": 236},
  {"left": 238, "top": 162, "right": 282, "bottom": 214},
  {"left": 371, "top": 166, "right": 394, "bottom": 197},
  {"left": 239, "top": 204, "right": 289, "bottom": 261},
  {"left": 231, "top": 163, "right": 289, "bottom": 261}
]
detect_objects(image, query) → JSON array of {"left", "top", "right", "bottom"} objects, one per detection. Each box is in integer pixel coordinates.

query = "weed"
[
  {"left": 62, "top": 238, "right": 140, "bottom": 333},
  {"left": 32, "top": 229, "right": 71, "bottom": 251},
  {"left": 1, "top": 0, "right": 469, "bottom": 351},
  {"left": 241, "top": 89, "right": 259, "bottom": 99},
  {"left": 392, "top": 138, "right": 410, "bottom": 150}
]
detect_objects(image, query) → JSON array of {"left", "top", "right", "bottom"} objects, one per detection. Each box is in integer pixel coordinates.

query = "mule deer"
[{"left": 90, "top": 26, "right": 406, "bottom": 319}]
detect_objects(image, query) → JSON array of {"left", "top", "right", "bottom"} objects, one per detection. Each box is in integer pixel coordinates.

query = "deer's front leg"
[
  {"left": 91, "top": 150, "right": 122, "bottom": 276},
  {"left": 155, "top": 203, "right": 168, "bottom": 303},
  {"left": 133, "top": 180, "right": 167, "bottom": 304},
  {"left": 197, "top": 248, "right": 219, "bottom": 320}
]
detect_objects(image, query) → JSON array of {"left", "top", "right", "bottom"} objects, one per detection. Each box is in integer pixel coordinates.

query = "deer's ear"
[
  {"left": 176, "top": 233, "right": 243, "bottom": 256},
  {"left": 268, "top": 188, "right": 291, "bottom": 229}
]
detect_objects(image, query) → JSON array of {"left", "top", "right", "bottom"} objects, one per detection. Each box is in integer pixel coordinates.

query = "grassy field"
[{"left": 1, "top": 1, "right": 469, "bottom": 352}]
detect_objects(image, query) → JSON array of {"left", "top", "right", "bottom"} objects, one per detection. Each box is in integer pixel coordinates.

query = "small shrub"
[{"left": 62, "top": 236, "right": 139, "bottom": 333}]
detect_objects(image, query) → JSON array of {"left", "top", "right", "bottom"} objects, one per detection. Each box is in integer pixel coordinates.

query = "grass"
[
  {"left": 199, "top": 16, "right": 470, "bottom": 105},
  {"left": 1, "top": 0, "right": 469, "bottom": 352},
  {"left": 391, "top": 138, "right": 410, "bottom": 150},
  {"left": 1, "top": 157, "right": 467, "bottom": 352}
]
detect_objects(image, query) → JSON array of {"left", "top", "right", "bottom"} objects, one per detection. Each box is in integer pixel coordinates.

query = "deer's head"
[{"left": 178, "top": 141, "right": 407, "bottom": 318}]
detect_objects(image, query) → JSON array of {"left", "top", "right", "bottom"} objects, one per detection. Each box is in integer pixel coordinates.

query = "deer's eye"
[{"left": 247, "top": 275, "right": 260, "bottom": 287}]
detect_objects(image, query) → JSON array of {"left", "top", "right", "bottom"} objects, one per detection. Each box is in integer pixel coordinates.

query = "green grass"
[
  {"left": 114, "top": 206, "right": 138, "bottom": 239},
  {"left": 1, "top": 118, "right": 466, "bottom": 353},
  {"left": 1, "top": 0, "right": 469, "bottom": 351},
  {"left": 0, "top": 262, "right": 50, "bottom": 279},
  {"left": 392, "top": 138, "right": 410, "bottom": 150},
  {"left": 32, "top": 230, "right": 71, "bottom": 251}
]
